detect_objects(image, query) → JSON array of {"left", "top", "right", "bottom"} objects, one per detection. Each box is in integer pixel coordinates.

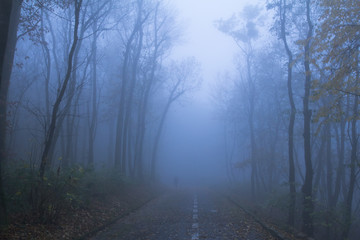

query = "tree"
[
  {"left": 39, "top": 0, "right": 83, "bottom": 179},
  {"left": 312, "top": 1, "right": 360, "bottom": 237},
  {"left": 121, "top": 1, "right": 145, "bottom": 177},
  {"left": 133, "top": 1, "right": 175, "bottom": 179},
  {"left": 150, "top": 58, "right": 200, "bottom": 181},
  {"left": 216, "top": 4, "right": 263, "bottom": 199},
  {"left": 0, "top": 0, "right": 23, "bottom": 226},
  {"left": 301, "top": 0, "right": 314, "bottom": 236},
  {"left": 114, "top": 0, "right": 148, "bottom": 173},
  {"left": 267, "top": 0, "right": 297, "bottom": 227}
]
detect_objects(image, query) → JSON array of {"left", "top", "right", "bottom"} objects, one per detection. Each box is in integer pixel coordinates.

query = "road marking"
[
  {"left": 191, "top": 232, "right": 199, "bottom": 240},
  {"left": 192, "top": 223, "right": 199, "bottom": 228},
  {"left": 191, "top": 194, "right": 199, "bottom": 240}
]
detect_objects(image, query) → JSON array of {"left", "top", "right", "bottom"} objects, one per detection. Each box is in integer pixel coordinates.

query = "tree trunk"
[
  {"left": 39, "top": 0, "right": 83, "bottom": 179},
  {"left": 114, "top": 14, "right": 139, "bottom": 172},
  {"left": 341, "top": 52, "right": 359, "bottom": 240},
  {"left": 325, "top": 123, "right": 333, "bottom": 208},
  {"left": 301, "top": 0, "right": 314, "bottom": 236},
  {"left": 107, "top": 120, "right": 115, "bottom": 167},
  {"left": 313, "top": 130, "right": 326, "bottom": 197},
  {"left": 134, "top": 3, "right": 160, "bottom": 180},
  {"left": 324, "top": 122, "right": 333, "bottom": 239},
  {"left": 123, "top": 26, "right": 144, "bottom": 178},
  {"left": 151, "top": 78, "right": 183, "bottom": 181},
  {"left": 151, "top": 100, "right": 171, "bottom": 181},
  {"left": 88, "top": 16, "right": 99, "bottom": 168},
  {"left": 246, "top": 52, "right": 258, "bottom": 199},
  {"left": 63, "top": 15, "right": 88, "bottom": 169},
  {"left": 40, "top": 8, "right": 51, "bottom": 123},
  {"left": 0, "top": 0, "right": 22, "bottom": 226},
  {"left": 331, "top": 102, "right": 346, "bottom": 208},
  {"left": 279, "top": 0, "right": 297, "bottom": 227}
]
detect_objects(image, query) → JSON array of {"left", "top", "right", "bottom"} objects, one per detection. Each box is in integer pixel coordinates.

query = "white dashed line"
[
  {"left": 192, "top": 223, "right": 199, "bottom": 229},
  {"left": 191, "top": 193, "right": 199, "bottom": 240},
  {"left": 191, "top": 232, "right": 199, "bottom": 240}
]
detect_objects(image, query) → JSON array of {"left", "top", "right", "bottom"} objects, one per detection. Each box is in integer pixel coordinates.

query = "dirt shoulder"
[{"left": 0, "top": 184, "right": 162, "bottom": 240}]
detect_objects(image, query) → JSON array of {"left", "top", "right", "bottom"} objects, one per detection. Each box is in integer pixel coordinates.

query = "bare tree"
[
  {"left": 0, "top": 0, "right": 23, "bottom": 226},
  {"left": 301, "top": 0, "right": 314, "bottom": 236},
  {"left": 216, "top": 5, "right": 263, "bottom": 199},
  {"left": 133, "top": 1, "right": 175, "bottom": 179},
  {"left": 114, "top": 0, "right": 150, "bottom": 174},
  {"left": 39, "top": 0, "right": 83, "bottom": 179},
  {"left": 151, "top": 58, "right": 200, "bottom": 181},
  {"left": 268, "top": 0, "right": 297, "bottom": 227}
]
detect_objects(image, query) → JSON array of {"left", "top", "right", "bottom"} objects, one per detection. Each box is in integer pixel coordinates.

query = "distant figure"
[{"left": 174, "top": 177, "right": 178, "bottom": 189}]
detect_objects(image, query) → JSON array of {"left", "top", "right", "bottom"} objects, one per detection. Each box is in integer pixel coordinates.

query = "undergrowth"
[{"left": 4, "top": 161, "right": 132, "bottom": 224}]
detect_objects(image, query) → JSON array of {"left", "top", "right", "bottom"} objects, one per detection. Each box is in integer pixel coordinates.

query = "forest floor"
[{"left": 0, "top": 184, "right": 161, "bottom": 240}]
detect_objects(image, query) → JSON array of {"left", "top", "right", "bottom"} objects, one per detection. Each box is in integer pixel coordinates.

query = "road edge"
[
  {"left": 226, "top": 196, "right": 291, "bottom": 240},
  {"left": 75, "top": 191, "right": 165, "bottom": 240}
]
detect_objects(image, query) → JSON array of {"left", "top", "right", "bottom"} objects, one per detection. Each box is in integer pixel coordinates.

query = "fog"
[
  {"left": 1, "top": 0, "right": 360, "bottom": 239},
  {"left": 158, "top": 101, "right": 226, "bottom": 186},
  {"left": 157, "top": 0, "right": 263, "bottom": 186}
]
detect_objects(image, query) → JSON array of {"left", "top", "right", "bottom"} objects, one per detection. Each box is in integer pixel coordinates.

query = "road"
[{"left": 90, "top": 189, "right": 277, "bottom": 240}]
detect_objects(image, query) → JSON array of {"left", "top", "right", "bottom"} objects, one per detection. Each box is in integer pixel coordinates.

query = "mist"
[{"left": 0, "top": 0, "right": 360, "bottom": 239}]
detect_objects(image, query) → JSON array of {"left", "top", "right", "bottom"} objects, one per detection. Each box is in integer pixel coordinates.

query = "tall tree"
[
  {"left": 216, "top": 5, "right": 263, "bottom": 199},
  {"left": 122, "top": 4, "right": 145, "bottom": 177},
  {"left": 0, "top": 0, "right": 23, "bottom": 226},
  {"left": 267, "top": 0, "right": 297, "bottom": 226},
  {"left": 84, "top": 0, "right": 112, "bottom": 168},
  {"left": 39, "top": 0, "right": 83, "bottom": 179},
  {"left": 133, "top": 1, "right": 174, "bottom": 179},
  {"left": 301, "top": 0, "right": 314, "bottom": 236},
  {"left": 151, "top": 58, "right": 200, "bottom": 181},
  {"left": 313, "top": 0, "right": 360, "bottom": 237},
  {"left": 114, "top": 0, "right": 146, "bottom": 173}
]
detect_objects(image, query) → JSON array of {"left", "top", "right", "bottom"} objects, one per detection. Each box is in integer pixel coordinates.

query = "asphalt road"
[{"left": 90, "top": 189, "right": 276, "bottom": 240}]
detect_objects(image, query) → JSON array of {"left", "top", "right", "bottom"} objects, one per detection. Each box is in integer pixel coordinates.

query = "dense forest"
[{"left": 0, "top": 0, "right": 359, "bottom": 239}]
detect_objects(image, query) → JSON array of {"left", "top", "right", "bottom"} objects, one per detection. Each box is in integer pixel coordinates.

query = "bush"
[
  {"left": 5, "top": 163, "right": 89, "bottom": 223},
  {"left": 4, "top": 161, "right": 133, "bottom": 224}
]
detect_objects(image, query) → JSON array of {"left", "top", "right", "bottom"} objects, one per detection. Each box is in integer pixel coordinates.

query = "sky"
[{"left": 170, "top": 0, "right": 264, "bottom": 103}]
